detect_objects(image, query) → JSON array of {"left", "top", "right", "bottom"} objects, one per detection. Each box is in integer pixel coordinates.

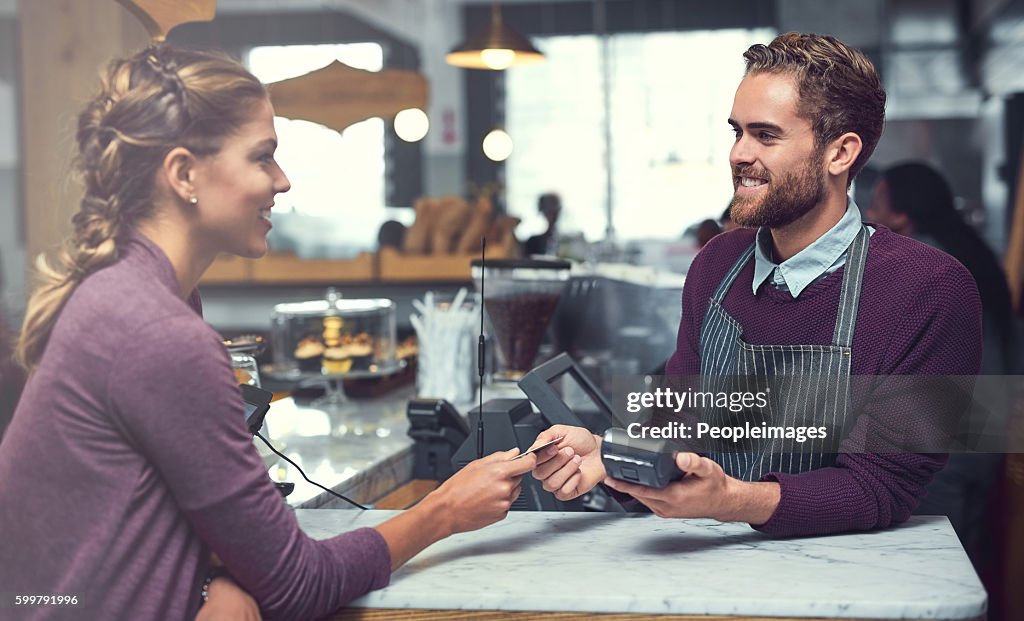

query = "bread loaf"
[
  {"left": 403, "top": 197, "right": 438, "bottom": 254},
  {"left": 431, "top": 195, "right": 472, "bottom": 255},
  {"left": 488, "top": 215, "right": 522, "bottom": 257},
  {"left": 455, "top": 193, "right": 494, "bottom": 253}
]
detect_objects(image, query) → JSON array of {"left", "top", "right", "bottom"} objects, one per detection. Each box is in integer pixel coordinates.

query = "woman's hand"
[
  {"left": 376, "top": 448, "right": 537, "bottom": 569},
  {"left": 432, "top": 448, "right": 537, "bottom": 535},
  {"left": 195, "top": 576, "right": 261, "bottom": 621},
  {"left": 530, "top": 425, "right": 606, "bottom": 501}
]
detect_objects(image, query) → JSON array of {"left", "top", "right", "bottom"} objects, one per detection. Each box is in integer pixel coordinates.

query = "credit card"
[{"left": 511, "top": 437, "right": 563, "bottom": 460}]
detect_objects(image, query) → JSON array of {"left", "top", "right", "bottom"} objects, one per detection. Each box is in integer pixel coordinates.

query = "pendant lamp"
[{"left": 446, "top": 1, "right": 545, "bottom": 70}]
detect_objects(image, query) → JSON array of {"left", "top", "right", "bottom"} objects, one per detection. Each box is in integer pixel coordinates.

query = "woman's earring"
[{"left": 189, "top": 196, "right": 199, "bottom": 206}]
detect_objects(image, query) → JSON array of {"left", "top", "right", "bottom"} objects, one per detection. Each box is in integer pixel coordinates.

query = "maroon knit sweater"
[{"left": 666, "top": 226, "right": 983, "bottom": 537}]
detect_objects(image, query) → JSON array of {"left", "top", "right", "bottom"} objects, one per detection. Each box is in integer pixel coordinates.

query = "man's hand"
[
  {"left": 195, "top": 576, "right": 261, "bottom": 621},
  {"left": 530, "top": 425, "right": 606, "bottom": 501},
  {"left": 602, "top": 452, "right": 780, "bottom": 524}
]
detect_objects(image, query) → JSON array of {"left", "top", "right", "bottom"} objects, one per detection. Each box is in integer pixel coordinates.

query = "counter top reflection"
[
  {"left": 260, "top": 383, "right": 526, "bottom": 508},
  {"left": 259, "top": 386, "right": 417, "bottom": 508}
]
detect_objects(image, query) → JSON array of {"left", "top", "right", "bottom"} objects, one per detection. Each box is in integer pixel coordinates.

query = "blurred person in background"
[
  {"left": 524, "top": 192, "right": 562, "bottom": 256},
  {"left": 868, "top": 161, "right": 1014, "bottom": 581},
  {"left": 868, "top": 161, "right": 1015, "bottom": 373},
  {"left": 377, "top": 219, "right": 407, "bottom": 250},
  {"left": 696, "top": 218, "right": 724, "bottom": 248},
  {"left": 720, "top": 205, "right": 740, "bottom": 232}
]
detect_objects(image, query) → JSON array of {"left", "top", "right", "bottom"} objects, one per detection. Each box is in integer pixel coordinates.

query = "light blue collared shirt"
[{"left": 752, "top": 198, "right": 873, "bottom": 298}]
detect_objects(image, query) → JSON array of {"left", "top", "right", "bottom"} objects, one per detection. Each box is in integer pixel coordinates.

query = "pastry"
[
  {"left": 322, "top": 345, "right": 353, "bottom": 374},
  {"left": 294, "top": 337, "right": 325, "bottom": 373}
]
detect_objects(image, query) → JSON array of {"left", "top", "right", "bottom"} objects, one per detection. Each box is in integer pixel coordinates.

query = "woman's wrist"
[
  {"left": 413, "top": 488, "right": 455, "bottom": 540},
  {"left": 374, "top": 489, "right": 455, "bottom": 571},
  {"left": 200, "top": 567, "right": 231, "bottom": 605}
]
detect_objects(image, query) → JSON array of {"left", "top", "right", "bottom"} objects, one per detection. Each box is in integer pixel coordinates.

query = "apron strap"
[
  {"left": 831, "top": 225, "right": 870, "bottom": 348},
  {"left": 709, "top": 224, "right": 870, "bottom": 347},
  {"left": 710, "top": 245, "right": 755, "bottom": 304}
]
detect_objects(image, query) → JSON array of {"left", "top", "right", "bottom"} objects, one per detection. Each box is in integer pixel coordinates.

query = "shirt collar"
[{"left": 751, "top": 198, "right": 863, "bottom": 298}]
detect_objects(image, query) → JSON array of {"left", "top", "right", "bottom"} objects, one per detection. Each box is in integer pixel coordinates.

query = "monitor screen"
[{"left": 518, "top": 353, "right": 615, "bottom": 434}]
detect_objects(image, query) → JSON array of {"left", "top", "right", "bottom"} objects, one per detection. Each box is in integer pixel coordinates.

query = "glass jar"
[{"left": 223, "top": 334, "right": 266, "bottom": 387}]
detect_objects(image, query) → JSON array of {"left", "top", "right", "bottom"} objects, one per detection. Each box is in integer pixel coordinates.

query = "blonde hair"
[{"left": 16, "top": 45, "right": 267, "bottom": 371}]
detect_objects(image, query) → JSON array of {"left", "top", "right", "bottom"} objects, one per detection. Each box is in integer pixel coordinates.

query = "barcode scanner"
[{"left": 600, "top": 427, "right": 685, "bottom": 488}]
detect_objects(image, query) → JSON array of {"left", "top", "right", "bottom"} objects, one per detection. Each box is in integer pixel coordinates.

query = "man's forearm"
[{"left": 720, "top": 479, "right": 781, "bottom": 525}]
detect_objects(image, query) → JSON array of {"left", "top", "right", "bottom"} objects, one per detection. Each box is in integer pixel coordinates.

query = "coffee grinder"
[{"left": 470, "top": 258, "right": 571, "bottom": 381}]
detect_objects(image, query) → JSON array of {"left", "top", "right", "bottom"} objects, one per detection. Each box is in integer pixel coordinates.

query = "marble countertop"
[
  {"left": 296, "top": 509, "right": 986, "bottom": 619},
  {"left": 257, "top": 386, "right": 416, "bottom": 508},
  {"left": 259, "top": 382, "right": 528, "bottom": 508}
]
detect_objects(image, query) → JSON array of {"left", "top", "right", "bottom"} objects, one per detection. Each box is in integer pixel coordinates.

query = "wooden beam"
[
  {"left": 18, "top": 0, "right": 149, "bottom": 266},
  {"left": 114, "top": 0, "right": 215, "bottom": 41},
  {"left": 268, "top": 60, "right": 428, "bottom": 133}
]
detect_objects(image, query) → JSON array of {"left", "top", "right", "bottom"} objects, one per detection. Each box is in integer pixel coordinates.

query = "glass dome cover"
[{"left": 268, "top": 288, "right": 398, "bottom": 379}]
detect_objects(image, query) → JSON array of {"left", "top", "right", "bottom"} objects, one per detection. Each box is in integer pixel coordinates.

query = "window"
[
  {"left": 247, "top": 44, "right": 396, "bottom": 258},
  {"left": 506, "top": 28, "right": 775, "bottom": 244}
]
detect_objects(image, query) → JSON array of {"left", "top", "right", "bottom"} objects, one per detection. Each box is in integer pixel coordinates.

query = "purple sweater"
[
  {"left": 0, "top": 233, "right": 391, "bottom": 620},
  {"left": 666, "top": 226, "right": 982, "bottom": 537}
]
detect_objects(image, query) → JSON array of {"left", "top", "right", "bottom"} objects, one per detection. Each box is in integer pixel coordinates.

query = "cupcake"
[
  {"left": 347, "top": 342, "right": 374, "bottom": 371},
  {"left": 322, "top": 345, "right": 353, "bottom": 375},
  {"left": 294, "top": 337, "right": 325, "bottom": 373}
]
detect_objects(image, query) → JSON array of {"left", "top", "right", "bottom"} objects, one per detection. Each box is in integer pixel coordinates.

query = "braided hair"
[{"left": 16, "top": 45, "right": 267, "bottom": 371}]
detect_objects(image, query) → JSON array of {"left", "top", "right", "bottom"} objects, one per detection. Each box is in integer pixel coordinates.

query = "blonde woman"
[{"left": 0, "top": 45, "right": 533, "bottom": 620}]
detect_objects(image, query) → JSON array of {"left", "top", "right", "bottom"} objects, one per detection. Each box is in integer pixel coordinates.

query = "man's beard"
[{"left": 729, "top": 154, "right": 826, "bottom": 228}]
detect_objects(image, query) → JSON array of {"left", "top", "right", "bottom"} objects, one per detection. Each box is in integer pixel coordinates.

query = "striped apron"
[{"left": 698, "top": 226, "right": 870, "bottom": 481}]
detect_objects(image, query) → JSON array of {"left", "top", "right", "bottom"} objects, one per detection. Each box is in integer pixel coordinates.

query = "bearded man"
[{"left": 531, "top": 32, "right": 982, "bottom": 537}]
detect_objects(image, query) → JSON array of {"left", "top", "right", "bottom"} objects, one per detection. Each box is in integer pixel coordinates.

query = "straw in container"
[{"left": 410, "top": 288, "right": 478, "bottom": 405}]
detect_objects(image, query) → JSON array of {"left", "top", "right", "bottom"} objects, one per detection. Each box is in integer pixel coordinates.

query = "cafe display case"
[{"left": 266, "top": 288, "right": 398, "bottom": 382}]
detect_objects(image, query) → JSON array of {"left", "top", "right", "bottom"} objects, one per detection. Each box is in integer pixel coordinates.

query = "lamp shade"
[{"left": 446, "top": 3, "right": 544, "bottom": 70}]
